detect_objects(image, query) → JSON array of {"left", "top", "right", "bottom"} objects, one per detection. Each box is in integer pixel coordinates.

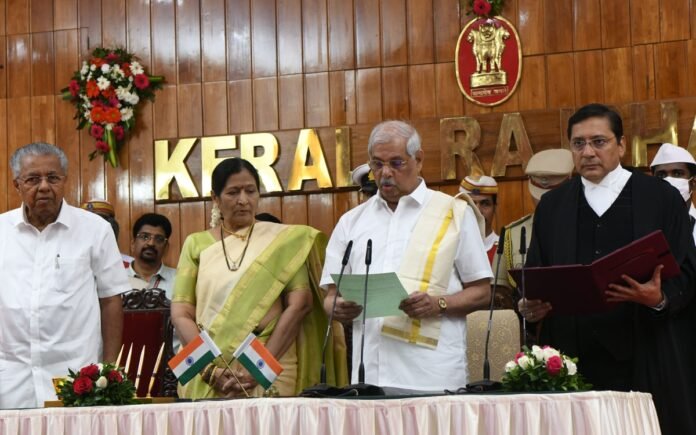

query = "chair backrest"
[
  {"left": 466, "top": 309, "right": 520, "bottom": 382},
  {"left": 121, "top": 288, "right": 177, "bottom": 397}
]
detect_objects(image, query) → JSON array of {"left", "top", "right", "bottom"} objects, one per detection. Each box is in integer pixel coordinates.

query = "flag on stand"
[
  {"left": 233, "top": 333, "right": 283, "bottom": 390},
  {"left": 168, "top": 330, "right": 222, "bottom": 385}
]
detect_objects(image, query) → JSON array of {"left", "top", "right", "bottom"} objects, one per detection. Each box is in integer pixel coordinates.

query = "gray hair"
[
  {"left": 10, "top": 142, "right": 69, "bottom": 178},
  {"left": 367, "top": 120, "right": 422, "bottom": 158}
]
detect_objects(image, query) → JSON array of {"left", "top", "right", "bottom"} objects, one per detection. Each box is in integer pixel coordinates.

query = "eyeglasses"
[
  {"left": 570, "top": 136, "right": 616, "bottom": 152},
  {"left": 17, "top": 174, "right": 65, "bottom": 187},
  {"left": 368, "top": 159, "right": 409, "bottom": 172},
  {"left": 136, "top": 232, "right": 168, "bottom": 245}
]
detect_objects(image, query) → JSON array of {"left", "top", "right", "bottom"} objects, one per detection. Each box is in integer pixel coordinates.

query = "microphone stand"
[
  {"left": 519, "top": 226, "right": 528, "bottom": 349},
  {"left": 343, "top": 239, "right": 384, "bottom": 396},
  {"left": 300, "top": 241, "right": 353, "bottom": 397},
  {"left": 465, "top": 227, "right": 506, "bottom": 392}
]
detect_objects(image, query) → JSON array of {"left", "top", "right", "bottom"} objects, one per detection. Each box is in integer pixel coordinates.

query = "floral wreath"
[
  {"left": 465, "top": 0, "right": 505, "bottom": 18},
  {"left": 61, "top": 47, "right": 164, "bottom": 168}
]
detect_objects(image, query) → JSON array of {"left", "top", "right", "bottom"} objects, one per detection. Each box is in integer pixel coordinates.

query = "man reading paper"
[
  {"left": 521, "top": 104, "right": 696, "bottom": 434},
  {"left": 320, "top": 121, "right": 492, "bottom": 393}
]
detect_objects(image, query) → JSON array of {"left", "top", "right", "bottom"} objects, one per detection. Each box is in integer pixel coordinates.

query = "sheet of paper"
[{"left": 331, "top": 272, "right": 409, "bottom": 318}]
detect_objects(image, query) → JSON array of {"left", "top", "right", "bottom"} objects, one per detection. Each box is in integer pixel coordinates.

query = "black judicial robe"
[{"left": 526, "top": 169, "right": 696, "bottom": 435}]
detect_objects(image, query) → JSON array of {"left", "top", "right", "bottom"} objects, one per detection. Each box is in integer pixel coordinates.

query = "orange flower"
[
  {"left": 90, "top": 106, "right": 105, "bottom": 123},
  {"left": 101, "top": 87, "right": 115, "bottom": 99},
  {"left": 86, "top": 80, "right": 100, "bottom": 98},
  {"left": 104, "top": 108, "right": 121, "bottom": 124},
  {"left": 92, "top": 58, "right": 106, "bottom": 68}
]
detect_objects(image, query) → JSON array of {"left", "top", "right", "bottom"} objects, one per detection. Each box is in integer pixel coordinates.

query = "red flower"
[
  {"left": 101, "top": 87, "right": 115, "bottom": 99},
  {"left": 95, "top": 140, "right": 110, "bottom": 153},
  {"left": 106, "top": 52, "right": 120, "bottom": 62},
  {"left": 79, "top": 364, "right": 100, "bottom": 379},
  {"left": 473, "top": 0, "right": 492, "bottom": 16},
  {"left": 133, "top": 74, "right": 150, "bottom": 90},
  {"left": 73, "top": 376, "right": 93, "bottom": 395},
  {"left": 90, "top": 124, "right": 104, "bottom": 139},
  {"left": 121, "top": 63, "right": 132, "bottom": 76},
  {"left": 69, "top": 80, "right": 80, "bottom": 97},
  {"left": 92, "top": 57, "right": 106, "bottom": 68},
  {"left": 514, "top": 351, "right": 525, "bottom": 363},
  {"left": 546, "top": 355, "right": 563, "bottom": 376},
  {"left": 104, "top": 108, "right": 122, "bottom": 124},
  {"left": 90, "top": 106, "right": 105, "bottom": 123},
  {"left": 108, "top": 96, "right": 120, "bottom": 108},
  {"left": 107, "top": 370, "right": 123, "bottom": 383},
  {"left": 112, "top": 125, "right": 125, "bottom": 141},
  {"left": 86, "top": 80, "right": 100, "bottom": 98}
]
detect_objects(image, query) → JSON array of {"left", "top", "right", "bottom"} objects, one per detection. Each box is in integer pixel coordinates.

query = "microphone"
[
  {"left": 342, "top": 239, "right": 384, "bottom": 396},
  {"left": 300, "top": 241, "right": 353, "bottom": 397},
  {"left": 466, "top": 227, "right": 506, "bottom": 392},
  {"left": 519, "top": 226, "right": 528, "bottom": 348}
]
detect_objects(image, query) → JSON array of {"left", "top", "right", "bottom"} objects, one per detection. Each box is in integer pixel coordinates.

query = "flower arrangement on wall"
[
  {"left": 464, "top": 0, "right": 506, "bottom": 18},
  {"left": 61, "top": 47, "right": 164, "bottom": 168}
]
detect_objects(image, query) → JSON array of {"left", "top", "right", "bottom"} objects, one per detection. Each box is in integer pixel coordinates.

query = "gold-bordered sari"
[{"left": 173, "top": 222, "right": 347, "bottom": 398}]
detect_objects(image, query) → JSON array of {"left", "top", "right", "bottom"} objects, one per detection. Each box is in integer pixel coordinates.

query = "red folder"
[{"left": 508, "top": 230, "right": 680, "bottom": 316}]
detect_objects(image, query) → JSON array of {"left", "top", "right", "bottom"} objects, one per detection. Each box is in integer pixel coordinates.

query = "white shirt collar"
[
  {"left": 580, "top": 164, "right": 631, "bottom": 193},
  {"left": 14, "top": 199, "right": 70, "bottom": 230},
  {"left": 375, "top": 178, "right": 428, "bottom": 210}
]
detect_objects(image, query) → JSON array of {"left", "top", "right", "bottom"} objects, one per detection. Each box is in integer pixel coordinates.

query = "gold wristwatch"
[{"left": 438, "top": 296, "right": 448, "bottom": 314}]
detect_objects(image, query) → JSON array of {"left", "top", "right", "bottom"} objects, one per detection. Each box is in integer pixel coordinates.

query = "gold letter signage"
[{"left": 455, "top": 16, "right": 522, "bottom": 107}]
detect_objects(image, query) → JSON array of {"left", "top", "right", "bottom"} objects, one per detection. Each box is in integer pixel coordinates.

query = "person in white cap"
[
  {"left": 459, "top": 175, "right": 499, "bottom": 263},
  {"left": 351, "top": 163, "right": 377, "bottom": 199},
  {"left": 492, "top": 148, "right": 574, "bottom": 310},
  {"left": 650, "top": 143, "right": 696, "bottom": 242}
]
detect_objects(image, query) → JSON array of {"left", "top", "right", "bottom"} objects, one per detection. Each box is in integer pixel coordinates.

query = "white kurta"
[
  {"left": 320, "top": 180, "right": 492, "bottom": 390},
  {"left": 483, "top": 231, "right": 499, "bottom": 252},
  {"left": 0, "top": 202, "right": 130, "bottom": 409},
  {"left": 690, "top": 203, "right": 696, "bottom": 244}
]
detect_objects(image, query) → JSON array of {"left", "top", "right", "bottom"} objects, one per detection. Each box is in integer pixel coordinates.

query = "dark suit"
[{"left": 526, "top": 169, "right": 696, "bottom": 435}]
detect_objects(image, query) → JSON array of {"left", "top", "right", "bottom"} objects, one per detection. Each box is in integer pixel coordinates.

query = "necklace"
[
  {"left": 221, "top": 221, "right": 253, "bottom": 241},
  {"left": 221, "top": 223, "right": 254, "bottom": 271}
]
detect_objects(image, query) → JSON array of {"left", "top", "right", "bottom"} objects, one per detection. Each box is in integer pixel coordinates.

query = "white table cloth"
[{"left": 0, "top": 391, "right": 660, "bottom": 435}]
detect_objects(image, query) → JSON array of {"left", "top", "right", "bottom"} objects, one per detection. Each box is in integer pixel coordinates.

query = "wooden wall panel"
[
  {"left": 0, "top": 100, "right": 10, "bottom": 213},
  {"left": 227, "top": 0, "right": 251, "bottom": 80},
  {"left": 602, "top": 48, "right": 633, "bottom": 104},
  {"left": 600, "top": 0, "right": 630, "bottom": 48},
  {"left": 177, "top": 0, "right": 202, "bottom": 83},
  {"left": 327, "top": 0, "right": 354, "bottom": 70},
  {"left": 30, "top": 96, "right": 55, "bottom": 144},
  {"left": 102, "top": 0, "right": 126, "bottom": 47},
  {"left": 253, "top": 77, "right": 279, "bottom": 131},
  {"left": 7, "top": 0, "right": 29, "bottom": 35},
  {"left": 53, "top": 31, "right": 77, "bottom": 95},
  {"left": 251, "top": 0, "right": 277, "bottom": 78},
  {"left": 277, "top": 0, "right": 303, "bottom": 75},
  {"left": 151, "top": 0, "right": 177, "bottom": 79},
  {"left": 79, "top": 0, "right": 101, "bottom": 51},
  {"left": 31, "top": 0, "right": 54, "bottom": 33},
  {"left": 433, "top": 0, "right": 460, "bottom": 62},
  {"left": 31, "top": 33, "right": 54, "bottom": 96},
  {"left": 435, "top": 62, "right": 464, "bottom": 117},
  {"left": 407, "top": 0, "right": 434, "bottom": 65},
  {"left": 203, "top": 82, "right": 229, "bottom": 135},
  {"left": 409, "top": 64, "right": 436, "bottom": 119},
  {"left": 305, "top": 72, "right": 330, "bottom": 127},
  {"left": 201, "top": 0, "right": 227, "bottom": 82},
  {"left": 688, "top": 41, "right": 696, "bottom": 98},
  {"left": 518, "top": 0, "right": 544, "bottom": 55},
  {"left": 302, "top": 0, "right": 328, "bottom": 73},
  {"left": 380, "top": 0, "right": 407, "bottom": 66},
  {"left": 354, "top": 0, "right": 381, "bottom": 68},
  {"left": 573, "top": 51, "right": 604, "bottom": 106},
  {"left": 257, "top": 195, "right": 282, "bottom": 221},
  {"left": 544, "top": 0, "right": 573, "bottom": 53},
  {"left": 546, "top": 53, "right": 576, "bottom": 108},
  {"left": 632, "top": 44, "right": 655, "bottom": 101},
  {"left": 660, "top": 0, "right": 689, "bottom": 42},
  {"left": 356, "top": 68, "right": 382, "bottom": 124},
  {"left": 7, "top": 35, "right": 31, "bottom": 98},
  {"left": 281, "top": 195, "right": 307, "bottom": 225},
  {"left": 517, "top": 56, "right": 546, "bottom": 111},
  {"left": 0, "top": 37, "right": 8, "bottom": 98},
  {"left": 381, "top": 66, "right": 409, "bottom": 120},
  {"left": 55, "top": 98, "right": 80, "bottom": 205},
  {"left": 279, "top": 75, "right": 305, "bottom": 130},
  {"left": 228, "top": 80, "right": 254, "bottom": 133},
  {"left": 155, "top": 203, "right": 181, "bottom": 268},
  {"left": 630, "top": 0, "right": 660, "bottom": 44},
  {"left": 308, "top": 193, "right": 334, "bottom": 236},
  {"left": 573, "top": 0, "right": 601, "bottom": 50},
  {"left": 54, "top": 0, "right": 77, "bottom": 30},
  {"left": 654, "top": 41, "right": 688, "bottom": 99}
]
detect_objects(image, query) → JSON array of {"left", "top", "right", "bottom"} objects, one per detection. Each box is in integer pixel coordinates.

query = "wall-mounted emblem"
[{"left": 455, "top": 16, "right": 522, "bottom": 107}]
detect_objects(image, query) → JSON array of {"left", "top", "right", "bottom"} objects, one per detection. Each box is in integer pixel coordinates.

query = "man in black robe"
[{"left": 520, "top": 103, "right": 696, "bottom": 434}]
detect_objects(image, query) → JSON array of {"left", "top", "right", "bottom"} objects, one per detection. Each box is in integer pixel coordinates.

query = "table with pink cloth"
[{"left": 0, "top": 391, "right": 660, "bottom": 435}]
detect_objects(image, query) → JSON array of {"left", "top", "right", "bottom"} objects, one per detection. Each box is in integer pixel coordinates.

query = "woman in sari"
[{"left": 172, "top": 158, "right": 346, "bottom": 398}]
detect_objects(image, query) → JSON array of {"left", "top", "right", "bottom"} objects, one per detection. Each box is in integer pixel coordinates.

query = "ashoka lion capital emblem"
[{"left": 455, "top": 16, "right": 522, "bottom": 106}]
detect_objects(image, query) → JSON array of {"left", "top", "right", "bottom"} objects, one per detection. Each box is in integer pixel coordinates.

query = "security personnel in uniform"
[{"left": 492, "top": 149, "right": 574, "bottom": 309}]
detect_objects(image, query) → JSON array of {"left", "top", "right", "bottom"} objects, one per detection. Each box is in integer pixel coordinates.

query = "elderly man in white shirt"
[
  {"left": 321, "top": 121, "right": 492, "bottom": 393},
  {"left": 0, "top": 143, "right": 130, "bottom": 409}
]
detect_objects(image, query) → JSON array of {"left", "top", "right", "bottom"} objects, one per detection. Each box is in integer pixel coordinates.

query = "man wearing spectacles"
[
  {"left": 521, "top": 103, "right": 696, "bottom": 434},
  {"left": 0, "top": 142, "right": 130, "bottom": 409},
  {"left": 321, "top": 120, "right": 492, "bottom": 393},
  {"left": 127, "top": 213, "right": 176, "bottom": 299}
]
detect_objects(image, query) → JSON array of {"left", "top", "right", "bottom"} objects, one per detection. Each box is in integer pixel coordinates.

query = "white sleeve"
[
  {"left": 92, "top": 224, "right": 131, "bottom": 299},
  {"left": 320, "top": 214, "right": 351, "bottom": 288},
  {"left": 454, "top": 205, "right": 494, "bottom": 283}
]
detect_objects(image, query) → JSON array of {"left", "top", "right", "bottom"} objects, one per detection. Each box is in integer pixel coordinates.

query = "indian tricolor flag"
[
  {"left": 168, "top": 330, "right": 222, "bottom": 385},
  {"left": 233, "top": 333, "right": 283, "bottom": 390}
]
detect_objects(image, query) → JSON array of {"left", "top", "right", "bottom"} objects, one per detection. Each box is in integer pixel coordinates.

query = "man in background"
[
  {"left": 0, "top": 142, "right": 129, "bottom": 409},
  {"left": 459, "top": 175, "right": 499, "bottom": 263},
  {"left": 81, "top": 199, "right": 133, "bottom": 267},
  {"left": 351, "top": 162, "right": 377, "bottom": 199},
  {"left": 127, "top": 213, "right": 176, "bottom": 298},
  {"left": 650, "top": 142, "right": 696, "bottom": 242}
]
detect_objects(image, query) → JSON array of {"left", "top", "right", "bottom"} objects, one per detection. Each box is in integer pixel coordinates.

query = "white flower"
[
  {"left": 105, "top": 123, "right": 114, "bottom": 131},
  {"left": 80, "top": 62, "right": 89, "bottom": 77},
  {"left": 90, "top": 64, "right": 96, "bottom": 71},
  {"left": 130, "top": 61, "right": 144, "bottom": 76},
  {"left": 531, "top": 345, "right": 544, "bottom": 361},
  {"left": 517, "top": 355, "right": 533, "bottom": 369},
  {"left": 97, "top": 363, "right": 104, "bottom": 371},
  {"left": 505, "top": 361, "right": 517, "bottom": 373},
  {"left": 101, "top": 63, "right": 111, "bottom": 74},
  {"left": 564, "top": 358, "right": 577, "bottom": 376},
  {"left": 111, "top": 64, "right": 124, "bottom": 78},
  {"left": 542, "top": 346, "right": 560, "bottom": 362},
  {"left": 120, "top": 107, "right": 133, "bottom": 121},
  {"left": 125, "top": 93, "right": 139, "bottom": 105},
  {"left": 96, "top": 76, "right": 111, "bottom": 91},
  {"left": 95, "top": 376, "right": 108, "bottom": 388}
]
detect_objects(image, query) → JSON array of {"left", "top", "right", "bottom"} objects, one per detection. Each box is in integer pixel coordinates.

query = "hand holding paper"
[{"left": 331, "top": 272, "right": 409, "bottom": 318}]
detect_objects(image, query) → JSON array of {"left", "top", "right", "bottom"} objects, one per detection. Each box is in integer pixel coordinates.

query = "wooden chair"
[
  {"left": 121, "top": 288, "right": 177, "bottom": 397},
  {"left": 466, "top": 309, "right": 520, "bottom": 382}
]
